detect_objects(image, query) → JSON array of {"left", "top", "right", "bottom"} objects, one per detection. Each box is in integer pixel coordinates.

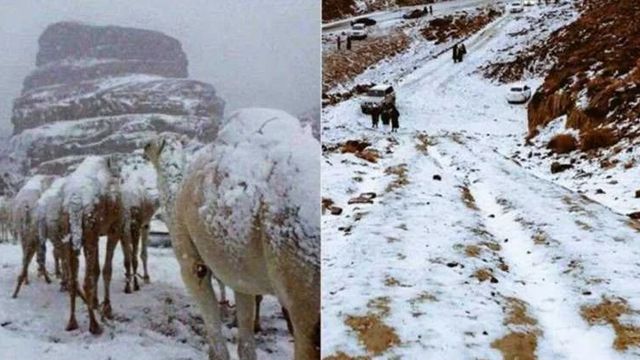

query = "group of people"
[
  {"left": 452, "top": 43, "right": 467, "bottom": 63},
  {"left": 336, "top": 35, "right": 352, "bottom": 50},
  {"left": 369, "top": 104, "right": 400, "bottom": 132},
  {"left": 423, "top": 6, "right": 434, "bottom": 15}
]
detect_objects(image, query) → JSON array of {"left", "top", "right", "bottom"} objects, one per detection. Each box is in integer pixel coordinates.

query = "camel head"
[{"left": 142, "top": 134, "right": 188, "bottom": 169}]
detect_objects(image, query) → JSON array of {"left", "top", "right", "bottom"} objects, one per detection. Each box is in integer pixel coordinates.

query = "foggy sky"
[{"left": 0, "top": 0, "right": 320, "bottom": 134}]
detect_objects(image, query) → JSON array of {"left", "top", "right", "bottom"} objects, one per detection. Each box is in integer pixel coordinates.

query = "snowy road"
[
  {"left": 322, "top": 0, "right": 496, "bottom": 33},
  {"left": 322, "top": 3, "right": 640, "bottom": 359}
]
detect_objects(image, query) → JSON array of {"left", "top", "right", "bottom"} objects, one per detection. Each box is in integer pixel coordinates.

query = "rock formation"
[{"left": 5, "top": 21, "right": 224, "bottom": 184}]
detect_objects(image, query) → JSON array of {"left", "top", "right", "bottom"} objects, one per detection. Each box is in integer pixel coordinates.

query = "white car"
[
  {"left": 349, "top": 23, "right": 367, "bottom": 40},
  {"left": 506, "top": 84, "right": 532, "bottom": 104},
  {"left": 360, "top": 84, "right": 396, "bottom": 114},
  {"left": 523, "top": 0, "right": 535, "bottom": 5},
  {"left": 509, "top": 2, "right": 524, "bottom": 12}
]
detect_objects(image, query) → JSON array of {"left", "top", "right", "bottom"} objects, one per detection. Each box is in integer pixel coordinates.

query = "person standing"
[
  {"left": 389, "top": 105, "right": 400, "bottom": 133},
  {"left": 337, "top": 35, "right": 341, "bottom": 50},
  {"left": 346, "top": 36, "right": 352, "bottom": 50},
  {"left": 371, "top": 107, "right": 381, "bottom": 128},
  {"left": 459, "top": 43, "right": 467, "bottom": 62},
  {"left": 452, "top": 44, "right": 459, "bottom": 63},
  {"left": 429, "top": 5, "right": 433, "bottom": 15},
  {"left": 381, "top": 105, "right": 390, "bottom": 127}
]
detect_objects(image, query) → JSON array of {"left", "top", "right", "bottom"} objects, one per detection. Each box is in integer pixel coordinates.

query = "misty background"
[{"left": 0, "top": 0, "right": 320, "bottom": 135}]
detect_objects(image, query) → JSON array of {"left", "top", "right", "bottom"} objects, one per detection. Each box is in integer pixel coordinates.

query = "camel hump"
[{"left": 192, "top": 107, "right": 320, "bottom": 264}]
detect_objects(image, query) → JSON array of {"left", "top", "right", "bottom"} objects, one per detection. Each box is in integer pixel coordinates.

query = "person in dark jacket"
[
  {"left": 459, "top": 43, "right": 467, "bottom": 62},
  {"left": 452, "top": 44, "right": 459, "bottom": 63},
  {"left": 389, "top": 105, "right": 400, "bottom": 132},
  {"left": 337, "top": 35, "right": 342, "bottom": 50},
  {"left": 429, "top": 5, "right": 433, "bottom": 15},
  {"left": 381, "top": 105, "right": 390, "bottom": 127},
  {"left": 371, "top": 107, "right": 380, "bottom": 128},
  {"left": 346, "top": 36, "right": 352, "bottom": 50}
]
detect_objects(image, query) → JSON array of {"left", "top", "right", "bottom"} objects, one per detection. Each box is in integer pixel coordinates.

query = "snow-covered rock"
[{"left": 2, "top": 22, "right": 224, "bottom": 194}]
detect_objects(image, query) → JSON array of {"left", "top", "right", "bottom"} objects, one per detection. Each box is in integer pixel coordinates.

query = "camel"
[
  {"left": 36, "top": 177, "right": 70, "bottom": 291},
  {"left": 120, "top": 166, "right": 160, "bottom": 292},
  {"left": 62, "top": 155, "right": 130, "bottom": 334},
  {"left": 144, "top": 108, "right": 320, "bottom": 360},
  {"left": 0, "top": 196, "right": 11, "bottom": 242},
  {"left": 11, "top": 174, "right": 56, "bottom": 298}
]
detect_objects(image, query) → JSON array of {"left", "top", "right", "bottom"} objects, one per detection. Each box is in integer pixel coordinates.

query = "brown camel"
[
  {"left": 123, "top": 195, "right": 157, "bottom": 292},
  {"left": 11, "top": 175, "right": 56, "bottom": 298},
  {"left": 145, "top": 108, "right": 320, "bottom": 360},
  {"left": 36, "top": 177, "right": 70, "bottom": 291},
  {"left": 62, "top": 155, "right": 131, "bottom": 334}
]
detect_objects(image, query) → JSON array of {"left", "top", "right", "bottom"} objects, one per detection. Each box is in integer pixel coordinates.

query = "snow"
[
  {"left": 322, "top": 1, "right": 640, "bottom": 358},
  {"left": 0, "top": 242, "right": 293, "bottom": 359},
  {"left": 192, "top": 108, "right": 320, "bottom": 266}
]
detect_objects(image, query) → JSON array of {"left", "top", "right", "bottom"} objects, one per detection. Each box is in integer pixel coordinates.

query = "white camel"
[
  {"left": 144, "top": 108, "right": 320, "bottom": 360},
  {"left": 11, "top": 174, "right": 56, "bottom": 298}
]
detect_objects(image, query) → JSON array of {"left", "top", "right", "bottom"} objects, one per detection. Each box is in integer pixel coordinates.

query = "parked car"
[
  {"left": 360, "top": 84, "right": 396, "bottom": 114},
  {"left": 509, "top": 2, "right": 524, "bottom": 12},
  {"left": 351, "top": 17, "right": 377, "bottom": 27},
  {"left": 403, "top": 9, "right": 427, "bottom": 19},
  {"left": 349, "top": 23, "right": 367, "bottom": 40},
  {"left": 523, "top": 0, "right": 535, "bottom": 5},
  {"left": 506, "top": 84, "right": 532, "bottom": 104}
]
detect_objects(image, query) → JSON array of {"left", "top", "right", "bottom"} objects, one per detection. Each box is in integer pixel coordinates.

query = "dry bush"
[
  {"left": 580, "top": 128, "right": 618, "bottom": 151},
  {"left": 547, "top": 133, "right": 577, "bottom": 154}
]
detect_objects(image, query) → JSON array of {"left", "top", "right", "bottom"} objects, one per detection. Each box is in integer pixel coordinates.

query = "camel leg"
[
  {"left": 130, "top": 225, "right": 141, "bottom": 291},
  {"left": 102, "top": 234, "right": 118, "bottom": 319},
  {"left": 53, "top": 244, "right": 62, "bottom": 278},
  {"left": 288, "top": 304, "right": 320, "bottom": 360},
  {"left": 140, "top": 224, "right": 150, "bottom": 284},
  {"left": 36, "top": 239, "right": 51, "bottom": 284},
  {"left": 120, "top": 229, "right": 134, "bottom": 294},
  {"left": 235, "top": 292, "right": 257, "bottom": 360},
  {"left": 174, "top": 231, "right": 229, "bottom": 360},
  {"left": 65, "top": 245, "right": 79, "bottom": 331},
  {"left": 254, "top": 295, "right": 262, "bottom": 333},
  {"left": 83, "top": 233, "right": 102, "bottom": 335},
  {"left": 12, "top": 242, "right": 36, "bottom": 298}
]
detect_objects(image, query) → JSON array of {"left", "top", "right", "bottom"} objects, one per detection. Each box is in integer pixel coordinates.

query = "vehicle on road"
[
  {"left": 523, "top": 0, "right": 535, "bottom": 5},
  {"left": 351, "top": 17, "right": 377, "bottom": 27},
  {"left": 506, "top": 84, "right": 532, "bottom": 104},
  {"left": 349, "top": 23, "right": 367, "bottom": 40},
  {"left": 360, "top": 84, "right": 396, "bottom": 114},
  {"left": 510, "top": 2, "right": 524, "bottom": 12}
]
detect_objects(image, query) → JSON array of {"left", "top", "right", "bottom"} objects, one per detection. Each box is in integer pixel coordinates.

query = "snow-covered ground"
[
  {"left": 322, "top": 2, "right": 640, "bottom": 359},
  {"left": 0, "top": 239, "right": 293, "bottom": 359}
]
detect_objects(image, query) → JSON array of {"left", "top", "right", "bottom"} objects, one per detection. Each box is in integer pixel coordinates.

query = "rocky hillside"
[
  {"left": 526, "top": 0, "right": 640, "bottom": 143},
  {"left": 323, "top": 0, "right": 438, "bottom": 22},
  {"left": 3, "top": 22, "right": 224, "bottom": 192}
]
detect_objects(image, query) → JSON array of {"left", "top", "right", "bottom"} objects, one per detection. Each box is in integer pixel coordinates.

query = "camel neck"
[{"left": 156, "top": 151, "right": 185, "bottom": 230}]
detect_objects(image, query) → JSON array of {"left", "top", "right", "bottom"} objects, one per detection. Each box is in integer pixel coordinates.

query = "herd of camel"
[{"left": 4, "top": 109, "right": 320, "bottom": 360}]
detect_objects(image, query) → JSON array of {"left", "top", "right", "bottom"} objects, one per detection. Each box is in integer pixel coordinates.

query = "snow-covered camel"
[
  {"left": 11, "top": 174, "right": 56, "bottom": 298},
  {"left": 62, "top": 155, "right": 129, "bottom": 333},
  {"left": 36, "top": 177, "right": 70, "bottom": 290},
  {"left": 120, "top": 161, "right": 160, "bottom": 292},
  {"left": 144, "top": 108, "right": 320, "bottom": 360}
]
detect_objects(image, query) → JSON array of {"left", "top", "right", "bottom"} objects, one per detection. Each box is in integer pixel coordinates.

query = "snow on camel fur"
[
  {"left": 62, "top": 155, "right": 130, "bottom": 334},
  {"left": 11, "top": 174, "right": 56, "bottom": 298},
  {"left": 145, "top": 108, "right": 320, "bottom": 360}
]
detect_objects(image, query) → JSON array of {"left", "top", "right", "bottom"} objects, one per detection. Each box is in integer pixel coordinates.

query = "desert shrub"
[
  {"left": 580, "top": 127, "right": 618, "bottom": 151},
  {"left": 547, "top": 133, "right": 578, "bottom": 154}
]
